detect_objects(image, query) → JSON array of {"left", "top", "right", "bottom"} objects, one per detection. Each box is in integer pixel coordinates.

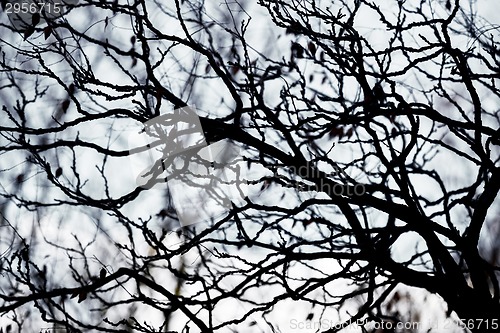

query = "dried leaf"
[
  {"left": 43, "top": 26, "right": 52, "bottom": 40},
  {"left": 55, "top": 167, "right": 63, "bottom": 178},
  {"left": 307, "top": 41, "right": 316, "bottom": 56},
  {"left": 346, "top": 127, "right": 354, "bottom": 138},
  {"left": 23, "top": 27, "right": 35, "bottom": 39},
  {"left": 302, "top": 219, "right": 313, "bottom": 229},
  {"left": 230, "top": 65, "right": 240, "bottom": 75},
  {"left": 77, "top": 292, "right": 87, "bottom": 303},
  {"left": 69, "top": 83, "right": 76, "bottom": 94},
  {"left": 156, "top": 209, "right": 168, "bottom": 218},
  {"left": 291, "top": 42, "right": 305, "bottom": 58},
  {"left": 329, "top": 126, "right": 344, "bottom": 138},
  {"left": 372, "top": 83, "right": 385, "bottom": 103},
  {"left": 16, "top": 173, "right": 24, "bottom": 184},
  {"left": 285, "top": 22, "right": 302, "bottom": 35},
  {"left": 32, "top": 13, "right": 40, "bottom": 26},
  {"left": 130, "top": 35, "right": 136, "bottom": 44},
  {"left": 155, "top": 90, "right": 162, "bottom": 105},
  {"left": 61, "top": 99, "right": 70, "bottom": 113},
  {"left": 99, "top": 268, "right": 107, "bottom": 279},
  {"left": 260, "top": 179, "right": 271, "bottom": 191}
]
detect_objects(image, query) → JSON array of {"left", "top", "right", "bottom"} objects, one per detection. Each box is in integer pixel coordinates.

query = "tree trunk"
[{"left": 445, "top": 290, "right": 500, "bottom": 333}]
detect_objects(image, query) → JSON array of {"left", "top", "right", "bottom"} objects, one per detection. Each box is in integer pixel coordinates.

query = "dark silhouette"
[{"left": 0, "top": 0, "right": 499, "bottom": 332}]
